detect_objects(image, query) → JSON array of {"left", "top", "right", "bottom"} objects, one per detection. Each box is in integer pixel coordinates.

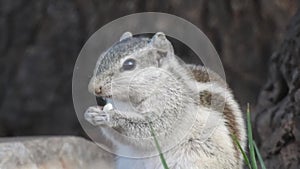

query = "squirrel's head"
[{"left": 89, "top": 32, "right": 185, "bottom": 118}]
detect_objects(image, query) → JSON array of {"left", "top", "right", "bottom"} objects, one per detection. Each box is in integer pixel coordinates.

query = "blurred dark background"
[
  {"left": 2, "top": 0, "right": 300, "bottom": 168},
  {"left": 0, "top": 0, "right": 299, "bottom": 162},
  {"left": 2, "top": 0, "right": 296, "bottom": 136},
  {"left": 0, "top": 0, "right": 295, "bottom": 134}
]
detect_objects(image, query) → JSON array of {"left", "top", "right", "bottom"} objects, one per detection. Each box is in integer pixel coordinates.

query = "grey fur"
[
  {"left": 85, "top": 32, "right": 246, "bottom": 169},
  {"left": 96, "top": 37, "right": 150, "bottom": 75}
]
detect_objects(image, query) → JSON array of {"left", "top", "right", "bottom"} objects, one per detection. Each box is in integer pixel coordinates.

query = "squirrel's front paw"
[{"left": 84, "top": 106, "right": 110, "bottom": 126}]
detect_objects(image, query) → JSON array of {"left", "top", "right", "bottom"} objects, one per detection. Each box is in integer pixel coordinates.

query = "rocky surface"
[
  {"left": 0, "top": 136, "right": 113, "bottom": 169},
  {"left": 254, "top": 9, "right": 300, "bottom": 169}
]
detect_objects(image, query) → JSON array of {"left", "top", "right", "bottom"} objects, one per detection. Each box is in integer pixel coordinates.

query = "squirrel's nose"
[{"left": 95, "top": 86, "right": 102, "bottom": 95}]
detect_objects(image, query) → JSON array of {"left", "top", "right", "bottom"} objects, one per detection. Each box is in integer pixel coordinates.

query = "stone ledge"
[{"left": 0, "top": 136, "right": 114, "bottom": 169}]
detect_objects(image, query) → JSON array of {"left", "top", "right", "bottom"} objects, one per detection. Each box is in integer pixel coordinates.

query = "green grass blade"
[
  {"left": 149, "top": 123, "right": 169, "bottom": 169},
  {"left": 232, "top": 134, "right": 252, "bottom": 169},
  {"left": 253, "top": 141, "right": 266, "bottom": 169},
  {"left": 247, "top": 103, "right": 258, "bottom": 169}
]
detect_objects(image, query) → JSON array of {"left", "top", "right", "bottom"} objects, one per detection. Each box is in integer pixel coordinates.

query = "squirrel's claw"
[{"left": 84, "top": 106, "right": 110, "bottom": 126}]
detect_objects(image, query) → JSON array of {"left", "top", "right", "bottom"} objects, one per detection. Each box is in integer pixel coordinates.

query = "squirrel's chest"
[
  {"left": 116, "top": 153, "right": 198, "bottom": 169},
  {"left": 115, "top": 141, "right": 208, "bottom": 169}
]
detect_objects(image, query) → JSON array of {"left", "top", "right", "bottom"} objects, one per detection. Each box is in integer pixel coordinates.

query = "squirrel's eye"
[{"left": 122, "top": 58, "right": 136, "bottom": 71}]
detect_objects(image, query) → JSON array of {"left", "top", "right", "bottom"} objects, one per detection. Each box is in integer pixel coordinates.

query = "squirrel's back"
[{"left": 187, "top": 64, "right": 246, "bottom": 168}]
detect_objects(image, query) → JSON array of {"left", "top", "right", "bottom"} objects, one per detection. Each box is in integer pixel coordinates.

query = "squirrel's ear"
[
  {"left": 150, "top": 32, "right": 174, "bottom": 54},
  {"left": 151, "top": 32, "right": 174, "bottom": 67},
  {"left": 120, "top": 32, "right": 133, "bottom": 41}
]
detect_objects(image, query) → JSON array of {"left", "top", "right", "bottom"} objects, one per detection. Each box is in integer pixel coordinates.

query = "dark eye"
[{"left": 122, "top": 58, "right": 136, "bottom": 71}]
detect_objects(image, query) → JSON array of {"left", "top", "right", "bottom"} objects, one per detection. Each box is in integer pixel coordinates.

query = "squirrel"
[{"left": 84, "top": 32, "right": 246, "bottom": 169}]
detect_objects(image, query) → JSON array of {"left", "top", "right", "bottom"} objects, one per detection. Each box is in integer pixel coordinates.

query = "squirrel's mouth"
[
  {"left": 95, "top": 95, "right": 113, "bottom": 106},
  {"left": 96, "top": 96, "right": 147, "bottom": 114},
  {"left": 95, "top": 96, "right": 107, "bottom": 106}
]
